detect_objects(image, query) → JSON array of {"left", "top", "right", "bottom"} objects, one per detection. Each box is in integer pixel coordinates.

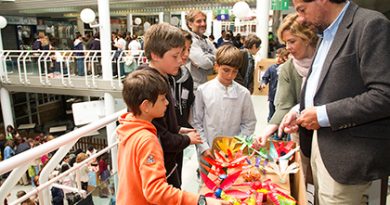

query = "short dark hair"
[
  {"left": 122, "top": 69, "right": 169, "bottom": 116},
  {"left": 244, "top": 34, "right": 262, "bottom": 49},
  {"left": 144, "top": 23, "right": 185, "bottom": 60},
  {"left": 216, "top": 44, "right": 243, "bottom": 70}
]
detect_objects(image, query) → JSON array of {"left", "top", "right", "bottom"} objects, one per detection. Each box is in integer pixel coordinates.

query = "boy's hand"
[
  {"left": 188, "top": 131, "right": 202, "bottom": 145},
  {"left": 259, "top": 83, "right": 266, "bottom": 90},
  {"left": 206, "top": 197, "right": 232, "bottom": 205},
  {"left": 179, "top": 127, "right": 196, "bottom": 134}
]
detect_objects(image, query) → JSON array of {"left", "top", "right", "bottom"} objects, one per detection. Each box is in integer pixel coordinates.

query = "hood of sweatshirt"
[
  {"left": 174, "top": 66, "right": 190, "bottom": 83},
  {"left": 117, "top": 113, "right": 157, "bottom": 144},
  {"left": 169, "top": 66, "right": 191, "bottom": 116}
]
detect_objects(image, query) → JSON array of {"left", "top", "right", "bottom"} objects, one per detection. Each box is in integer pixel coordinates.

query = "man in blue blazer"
[{"left": 279, "top": 0, "right": 390, "bottom": 204}]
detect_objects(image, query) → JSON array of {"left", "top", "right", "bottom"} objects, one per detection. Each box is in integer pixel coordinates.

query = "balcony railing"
[
  {"left": 0, "top": 50, "right": 148, "bottom": 90},
  {"left": 0, "top": 109, "right": 126, "bottom": 205}
]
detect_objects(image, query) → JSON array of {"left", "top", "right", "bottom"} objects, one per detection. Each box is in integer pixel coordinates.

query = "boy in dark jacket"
[
  {"left": 169, "top": 30, "right": 196, "bottom": 183},
  {"left": 260, "top": 47, "right": 289, "bottom": 122},
  {"left": 170, "top": 29, "right": 195, "bottom": 129},
  {"left": 137, "top": 23, "right": 202, "bottom": 188}
]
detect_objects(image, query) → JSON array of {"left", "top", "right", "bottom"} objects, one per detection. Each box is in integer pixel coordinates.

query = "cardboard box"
[{"left": 253, "top": 58, "right": 277, "bottom": 96}]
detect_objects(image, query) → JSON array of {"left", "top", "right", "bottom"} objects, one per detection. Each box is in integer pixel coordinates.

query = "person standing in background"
[
  {"left": 74, "top": 33, "right": 85, "bottom": 76},
  {"left": 186, "top": 10, "right": 216, "bottom": 90},
  {"left": 241, "top": 34, "right": 262, "bottom": 93},
  {"left": 216, "top": 30, "right": 226, "bottom": 48},
  {"left": 260, "top": 47, "right": 289, "bottom": 122}
]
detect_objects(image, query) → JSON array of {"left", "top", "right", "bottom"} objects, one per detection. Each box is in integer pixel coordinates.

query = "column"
[
  {"left": 0, "top": 17, "right": 13, "bottom": 138},
  {"left": 98, "top": 0, "right": 118, "bottom": 193},
  {"left": 164, "top": 12, "right": 171, "bottom": 25},
  {"left": 206, "top": 10, "right": 213, "bottom": 36},
  {"left": 159, "top": 12, "right": 164, "bottom": 23},
  {"left": 127, "top": 14, "right": 133, "bottom": 35},
  {"left": 181, "top": 11, "right": 188, "bottom": 30},
  {"left": 1, "top": 87, "right": 14, "bottom": 131},
  {"left": 256, "top": 0, "right": 271, "bottom": 59},
  {"left": 77, "top": 17, "right": 85, "bottom": 35}
]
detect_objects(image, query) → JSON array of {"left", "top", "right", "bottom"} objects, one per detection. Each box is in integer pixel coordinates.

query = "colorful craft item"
[
  {"left": 279, "top": 146, "right": 300, "bottom": 161},
  {"left": 243, "top": 166, "right": 262, "bottom": 182},
  {"left": 274, "top": 141, "right": 294, "bottom": 157},
  {"left": 215, "top": 137, "right": 241, "bottom": 154},
  {"left": 243, "top": 157, "right": 264, "bottom": 182},
  {"left": 220, "top": 192, "right": 241, "bottom": 205},
  {"left": 201, "top": 150, "right": 249, "bottom": 176},
  {"left": 268, "top": 141, "right": 300, "bottom": 162},
  {"left": 260, "top": 179, "right": 297, "bottom": 205},
  {"left": 201, "top": 170, "right": 247, "bottom": 200},
  {"left": 233, "top": 179, "right": 296, "bottom": 205},
  {"left": 269, "top": 141, "right": 279, "bottom": 161},
  {"left": 264, "top": 160, "right": 299, "bottom": 183},
  {"left": 234, "top": 135, "right": 256, "bottom": 154}
]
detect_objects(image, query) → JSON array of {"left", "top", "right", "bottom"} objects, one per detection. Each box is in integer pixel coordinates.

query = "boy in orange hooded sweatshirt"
[{"left": 117, "top": 69, "right": 230, "bottom": 205}]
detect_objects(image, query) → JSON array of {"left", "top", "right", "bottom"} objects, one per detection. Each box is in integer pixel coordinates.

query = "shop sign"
[
  {"left": 216, "top": 9, "right": 230, "bottom": 21},
  {"left": 4, "top": 16, "right": 37, "bottom": 25},
  {"left": 272, "top": 0, "right": 289, "bottom": 10}
]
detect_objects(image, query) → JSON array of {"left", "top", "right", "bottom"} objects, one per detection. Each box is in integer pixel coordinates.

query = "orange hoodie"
[{"left": 116, "top": 112, "right": 199, "bottom": 205}]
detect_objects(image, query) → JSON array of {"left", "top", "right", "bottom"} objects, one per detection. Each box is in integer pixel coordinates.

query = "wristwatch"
[{"left": 198, "top": 195, "right": 207, "bottom": 205}]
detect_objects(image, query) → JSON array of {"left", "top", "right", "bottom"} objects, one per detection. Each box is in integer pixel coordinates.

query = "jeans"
[{"left": 76, "top": 58, "right": 85, "bottom": 76}]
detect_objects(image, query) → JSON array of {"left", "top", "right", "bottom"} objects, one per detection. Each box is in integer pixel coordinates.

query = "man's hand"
[
  {"left": 297, "top": 107, "right": 320, "bottom": 130},
  {"left": 278, "top": 111, "right": 299, "bottom": 136},
  {"left": 188, "top": 131, "right": 202, "bottom": 145},
  {"left": 179, "top": 127, "right": 196, "bottom": 134},
  {"left": 206, "top": 197, "right": 232, "bottom": 205}
]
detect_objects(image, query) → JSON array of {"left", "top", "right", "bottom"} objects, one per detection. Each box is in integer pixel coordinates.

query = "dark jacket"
[
  {"left": 169, "top": 66, "right": 195, "bottom": 128},
  {"left": 236, "top": 50, "right": 255, "bottom": 93},
  {"left": 262, "top": 64, "right": 279, "bottom": 102},
  {"left": 137, "top": 64, "right": 191, "bottom": 188},
  {"left": 89, "top": 38, "right": 101, "bottom": 50},
  {"left": 300, "top": 2, "right": 390, "bottom": 184},
  {"left": 73, "top": 39, "right": 84, "bottom": 57}
]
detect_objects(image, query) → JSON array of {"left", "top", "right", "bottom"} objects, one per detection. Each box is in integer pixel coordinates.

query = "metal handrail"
[
  {"left": 10, "top": 140, "right": 119, "bottom": 205},
  {"left": 0, "top": 50, "right": 148, "bottom": 89},
  {"left": 0, "top": 108, "right": 126, "bottom": 204}
]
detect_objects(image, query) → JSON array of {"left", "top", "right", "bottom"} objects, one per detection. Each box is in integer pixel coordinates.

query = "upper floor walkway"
[{"left": 0, "top": 50, "right": 148, "bottom": 97}]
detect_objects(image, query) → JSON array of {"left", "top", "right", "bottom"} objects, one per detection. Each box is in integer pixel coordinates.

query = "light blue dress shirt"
[{"left": 304, "top": 1, "right": 350, "bottom": 127}]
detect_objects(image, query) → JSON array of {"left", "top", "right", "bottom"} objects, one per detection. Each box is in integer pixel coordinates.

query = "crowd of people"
[{"left": 0, "top": 124, "right": 111, "bottom": 205}]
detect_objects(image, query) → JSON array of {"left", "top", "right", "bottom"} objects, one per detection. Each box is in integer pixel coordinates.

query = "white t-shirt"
[
  {"left": 128, "top": 40, "right": 141, "bottom": 51},
  {"left": 115, "top": 37, "right": 127, "bottom": 51}
]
